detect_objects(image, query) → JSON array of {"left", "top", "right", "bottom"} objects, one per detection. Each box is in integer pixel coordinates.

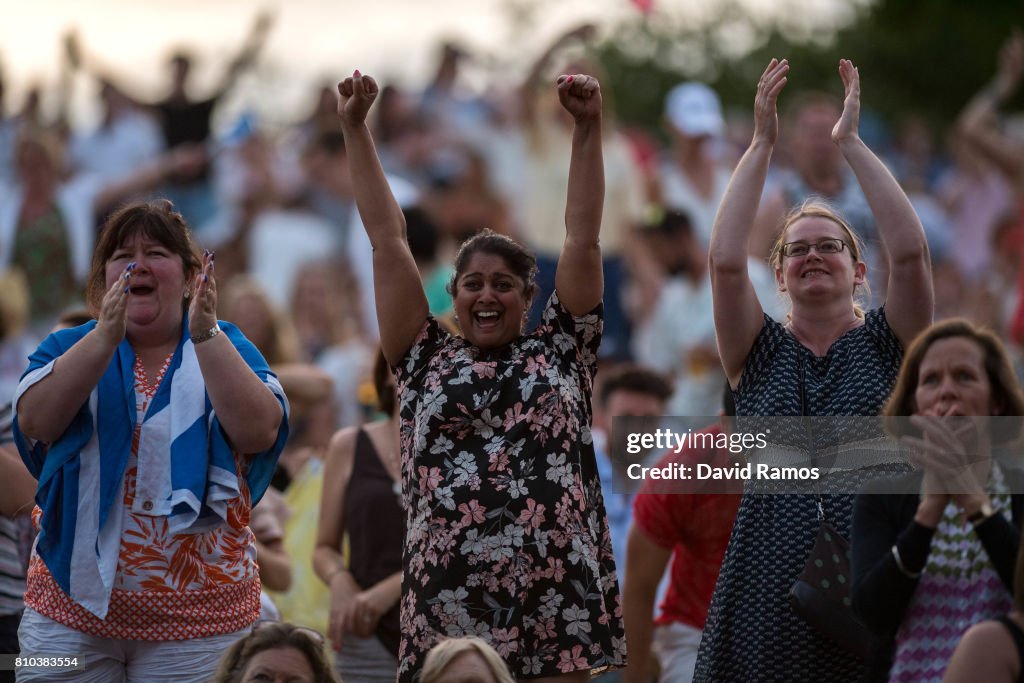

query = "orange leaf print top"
[{"left": 24, "top": 354, "right": 261, "bottom": 640}]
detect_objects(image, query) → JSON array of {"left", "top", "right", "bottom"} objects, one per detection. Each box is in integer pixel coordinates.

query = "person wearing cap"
[{"left": 657, "top": 82, "right": 733, "bottom": 249}]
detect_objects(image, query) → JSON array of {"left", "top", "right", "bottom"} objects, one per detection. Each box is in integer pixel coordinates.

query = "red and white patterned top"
[{"left": 24, "top": 354, "right": 261, "bottom": 640}]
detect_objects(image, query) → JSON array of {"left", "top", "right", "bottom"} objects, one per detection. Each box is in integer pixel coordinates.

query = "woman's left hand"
[
  {"left": 345, "top": 584, "right": 393, "bottom": 638},
  {"left": 557, "top": 73, "right": 602, "bottom": 123},
  {"left": 831, "top": 59, "right": 861, "bottom": 145},
  {"left": 904, "top": 412, "right": 990, "bottom": 504},
  {"left": 189, "top": 250, "right": 217, "bottom": 338}
]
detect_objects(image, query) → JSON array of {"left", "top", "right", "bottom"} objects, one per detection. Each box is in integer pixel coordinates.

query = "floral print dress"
[{"left": 394, "top": 293, "right": 626, "bottom": 681}]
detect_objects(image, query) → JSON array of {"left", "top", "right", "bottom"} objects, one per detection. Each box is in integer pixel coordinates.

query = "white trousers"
[
  {"left": 652, "top": 621, "right": 703, "bottom": 683},
  {"left": 16, "top": 607, "right": 246, "bottom": 683}
]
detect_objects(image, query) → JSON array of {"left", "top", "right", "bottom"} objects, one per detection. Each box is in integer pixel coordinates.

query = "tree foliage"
[{"left": 591, "top": 0, "right": 1023, "bottom": 138}]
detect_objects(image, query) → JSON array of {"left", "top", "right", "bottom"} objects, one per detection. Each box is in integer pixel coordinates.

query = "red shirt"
[{"left": 632, "top": 424, "right": 741, "bottom": 629}]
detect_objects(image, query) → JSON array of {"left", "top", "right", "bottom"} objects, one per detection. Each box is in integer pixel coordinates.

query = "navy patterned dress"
[
  {"left": 393, "top": 293, "right": 626, "bottom": 682},
  {"left": 694, "top": 308, "right": 904, "bottom": 682}
]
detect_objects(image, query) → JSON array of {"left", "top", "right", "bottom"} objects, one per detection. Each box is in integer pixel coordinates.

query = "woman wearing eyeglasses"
[
  {"left": 212, "top": 622, "right": 340, "bottom": 683},
  {"left": 695, "top": 59, "right": 933, "bottom": 681}
]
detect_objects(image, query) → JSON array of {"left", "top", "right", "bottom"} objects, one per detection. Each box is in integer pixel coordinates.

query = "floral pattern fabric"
[{"left": 394, "top": 293, "right": 626, "bottom": 681}]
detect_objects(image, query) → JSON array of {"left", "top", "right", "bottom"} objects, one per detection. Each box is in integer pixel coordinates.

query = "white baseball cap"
[{"left": 665, "top": 82, "right": 724, "bottom": 137}]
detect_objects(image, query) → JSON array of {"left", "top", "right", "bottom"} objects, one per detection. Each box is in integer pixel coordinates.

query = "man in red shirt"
[{"left": 622, "top": 391, "right": 741, "bottom": 683}]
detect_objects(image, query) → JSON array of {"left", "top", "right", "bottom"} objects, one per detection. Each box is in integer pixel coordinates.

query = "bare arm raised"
[
  {"left": 337, "top": 72, "right": 428, "bottom": 366},
  {"left": 710, "top": 58, "right": 789, "bottom": 387},
  {"left": 555, "top": 74, "right": 604, "bottom": 315},
  {"left": 832, "top": 59, "right": 932, "bottom": 347},
  {"left": 959, "top": 29, "right": 1024, "bottom": 184}
]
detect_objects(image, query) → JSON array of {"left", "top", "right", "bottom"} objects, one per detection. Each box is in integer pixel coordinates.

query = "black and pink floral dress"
[{"left": 393, "top": 293, "right": 626, "bottom": 681}]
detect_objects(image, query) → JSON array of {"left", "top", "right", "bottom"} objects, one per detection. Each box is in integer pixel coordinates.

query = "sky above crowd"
[{"left": 1, "top": 0, "right": 858, "bottom": 129}]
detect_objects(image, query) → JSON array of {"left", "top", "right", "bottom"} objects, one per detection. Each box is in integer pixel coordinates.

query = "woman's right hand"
[
  {"left": 752, "top": 58, "right": 789, "bottom": 146},
  {"left": 95, "top": 263, "right": 134, "bottom": 348},
  {"left": 337, "top": 71, "right": 379, "bottom": 127},
  {"left": 327, "top": 569, "right": 361, "bottom": 651},
  {"left": 831, "top": 59, "right": 861, "bottom": 145},
  {"left": 904, "top": 409, "right": 992, "bottom": 524}
]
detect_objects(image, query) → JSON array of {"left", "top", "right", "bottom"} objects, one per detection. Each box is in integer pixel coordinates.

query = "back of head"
[
  {"left": 405, "top": 206, "right": 441, "bottom": 266},
  {"left": 597, "top": 363, "right": 672, "bottom": 410}
]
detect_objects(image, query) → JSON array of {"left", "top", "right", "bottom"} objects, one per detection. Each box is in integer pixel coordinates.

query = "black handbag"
[{"left": 789, "top": 514, "right": 877, "bottom": 659}]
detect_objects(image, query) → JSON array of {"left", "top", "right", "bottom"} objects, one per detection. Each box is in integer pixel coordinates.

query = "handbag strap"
[{"left": 801, "top": 357, "right": 827, "bottom": 523}]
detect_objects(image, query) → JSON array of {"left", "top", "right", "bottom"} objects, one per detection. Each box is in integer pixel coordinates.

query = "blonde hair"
[
  {"left": 420, "top": 637, "right": 515, "bottom": 683},
  {"left": 768, "top": 199, "right": 869, "bottom": 319},
  {"left": 14, "top": 127, "right": 65, "bottom": 176},
  {"left": 0, "top": 268, "right": 30, "bottom": 338}
]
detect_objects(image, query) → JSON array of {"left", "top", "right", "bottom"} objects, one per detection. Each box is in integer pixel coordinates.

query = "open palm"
[{"left": 831, "top": 59, "right": 860, "bottom": 144}]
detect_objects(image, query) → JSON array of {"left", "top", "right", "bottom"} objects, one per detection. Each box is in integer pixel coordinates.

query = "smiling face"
[
  {"left": 775, "top": 215, "right": 865, "bottom": 305},
  {"left": 453, "top": 252, "right": 532, "bottom": 350},
  {"left": 239, "top": 646, "right": 315, "bottom": 683},
  {"left": 914, "top": 336, "right": 997, "bottom": 417},
  {"left": 104, "top": 232, "right": 189, "bottom": 337}
]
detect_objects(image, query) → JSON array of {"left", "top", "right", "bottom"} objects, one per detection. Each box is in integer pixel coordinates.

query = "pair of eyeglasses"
[{"left": 780, "top": 238, "right": 848, "bottom": 258}]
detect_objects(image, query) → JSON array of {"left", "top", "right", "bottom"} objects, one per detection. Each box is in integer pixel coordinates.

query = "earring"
[{"left": 184, "top": 290, "right": 191, "bottom": 300}]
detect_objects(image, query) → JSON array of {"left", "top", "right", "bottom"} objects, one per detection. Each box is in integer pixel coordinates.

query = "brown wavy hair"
[
  {"left": 882, "top": 319, "right": 1024, "bottom": 444},
  {"left": 86, "top": 200, "right": 202, "bottom": 318},
  {"left": 210, "top": 622, "right": 339, "bottom": 683}
]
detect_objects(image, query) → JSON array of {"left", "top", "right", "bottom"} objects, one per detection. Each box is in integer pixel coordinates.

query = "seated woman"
[
  {"left": 211, "top": 621, "right": 339, "bottom": 683},
  {"left": 12, "top": 200, "right": 288, "bottom": 682},
  {"left": 852, "top": 319, "right": 1024, "bottom": 682}
]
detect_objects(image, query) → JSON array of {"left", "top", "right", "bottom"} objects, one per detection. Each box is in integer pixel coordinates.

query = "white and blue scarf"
[{"left": 12, "top": 320, "right": 289, "bottom": 618}]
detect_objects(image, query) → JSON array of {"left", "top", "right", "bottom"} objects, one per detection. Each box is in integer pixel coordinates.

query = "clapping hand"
[
  {"left": 556, "top": 73, "right": 602, "bottom": 123},
  {"left": 902, "top": 409, "right": 991, "bottom": 508},
  {"left": 995, "top": 28, "right": 1024, "bottom": 100},
  {"left": 96, "top": 263, "right": 135, "bottom": 348},
  {"left": 188, "top": 250, "right": 218, "bottom": 339},
  {"left": 753, "top": 58, "right": 788, "bottom": 146},
  {"left": 337, "top": 71, "right": 379, "bottom": 127},
  {"left": 831, "top": 59, "right": 861, "bottom": 145}
]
